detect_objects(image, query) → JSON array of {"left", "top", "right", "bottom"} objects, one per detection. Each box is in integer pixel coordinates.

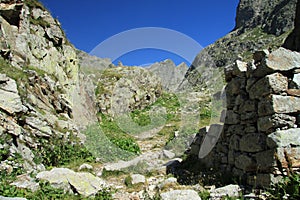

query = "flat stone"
[
  {"left": 267, "top": 128, "right": 300, "bottom": 148},
  {"left": 249, "top": 73, "right": 288, "bottom": 99},
  {"left": 240, "top": 133, "right": 266, "bottom": 153},
  {"left": 287, "top": 89, "right": 300, "bottom": 97},
  {"left": 258, "top": 95, "right": 300, "bottom": 116},
  {"left": 36, "top": 168, "right": 106, "bottom": 197},
  {"left": 0, "top": 89, "right": 23, "bottom": 114},
  {"left": 210, "top": 184, "right": 241, "bottom": 199},
  {"left": 160, "top": 190, "right": 201, "bottom": 200},
  {"left": 130, "top": 174, "right": 146, "bottom": 185},
  {"left": 258, "top": 114, "right": 296, "bottom": 133},
  {"left": 25, "top": 117, "right": 52, "bottom": 136},
  {"left": 253, "top": 48, "right": 300, "bottom": 77}
]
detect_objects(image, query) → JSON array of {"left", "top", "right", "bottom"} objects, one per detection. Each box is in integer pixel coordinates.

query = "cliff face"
[
  {"left": 235, "top": 0, "right": 296, "bottom": 35},
  {"left": 184, "top": 0, "right": 297, "bottom": 90},
  {"left": 0, "top": 0, "right": 97, "bottom": 172}
]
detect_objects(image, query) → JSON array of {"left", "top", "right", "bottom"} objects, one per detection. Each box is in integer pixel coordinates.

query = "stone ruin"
[{"left": 189, "top": 47, "right": 300, "bottom": 188}]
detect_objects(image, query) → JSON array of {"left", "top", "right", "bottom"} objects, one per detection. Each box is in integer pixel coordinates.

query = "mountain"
[
  {"left": 184, "top": 0, "right": 297, "bottom": 89},
  {"left": 147, "top": 59, "right": 188, "bottom": 92}
]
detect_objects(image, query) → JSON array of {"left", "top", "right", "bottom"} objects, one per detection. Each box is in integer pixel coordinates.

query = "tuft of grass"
[{"left": 29, "top": 17, "right": 50, "bottom": 28}]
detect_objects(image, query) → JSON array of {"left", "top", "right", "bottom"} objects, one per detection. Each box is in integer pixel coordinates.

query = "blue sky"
[{"left": 40, "top": 0, "right": 239, "bottom": 66}]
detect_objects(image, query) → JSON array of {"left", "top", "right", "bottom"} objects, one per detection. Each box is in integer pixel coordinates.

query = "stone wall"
[{"left": 189, "top": 47, "right": 300, "bottom": 188}]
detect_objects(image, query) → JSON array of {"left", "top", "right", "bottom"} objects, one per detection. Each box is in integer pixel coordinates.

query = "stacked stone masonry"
[{"left": 189, "top": 47, "right": 300, "bottom": 188}]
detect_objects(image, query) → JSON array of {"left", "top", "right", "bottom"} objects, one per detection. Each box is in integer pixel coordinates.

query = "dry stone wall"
[{"left": 189, "top": 47, "right": 300, "bottom": 188}]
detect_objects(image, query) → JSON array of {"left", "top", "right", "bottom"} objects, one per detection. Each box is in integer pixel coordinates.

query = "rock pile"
[{"left": 189, "top": 47, "right": 300, "bottom": 187}]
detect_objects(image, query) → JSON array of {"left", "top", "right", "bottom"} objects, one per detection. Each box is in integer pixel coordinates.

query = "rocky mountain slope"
[
  {"left": 147, "top": 59, "right": 188, "bottom": 92},
  {"left": 185, "top": 0, "right": 297, "bottom": 89}
]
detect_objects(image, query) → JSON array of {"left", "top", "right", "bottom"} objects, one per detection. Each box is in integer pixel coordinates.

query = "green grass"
[
  {"left": 24, "top": 0, "right": 45, "bottom": 10},
  {"left": 29, "top": 17, "right": 50, "bottom": 28},
  {"left": 33, "top": 133, "right": 95, "bottom": 168}
]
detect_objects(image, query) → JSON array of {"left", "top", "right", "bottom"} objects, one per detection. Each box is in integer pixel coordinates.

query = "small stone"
[
  {"left": 78, "top": 163, "right": 93, "bottom": 171},
  {"left": 210, "top": 184, "right": 241, "bottom": 199},
  {"left": 160, "top": 150, "right": 175, "bottom": 159},
  {"left": 160, "top": 190, "right": 201, "bottom": 200},
  {"left": 130, "top": 174, "right": 146, "bottom": 185}
]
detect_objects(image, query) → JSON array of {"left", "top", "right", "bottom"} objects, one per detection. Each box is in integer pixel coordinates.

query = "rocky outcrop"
[
  {"left": 0, "top": 0, "right": 79, "bottom": 100},
  {"left": 95, "top": 66, "right": 162, "bottom": 117},
  {"left": 0, "top": 0, "right": 92, "bottom": 174},
  {"left": 147, "top": 59, "right": 188, "bottom": 92},
  {"left": 189, "top": 48, "right": 300, "bottom": 188},
  {"left": 235, "top": 0, "right": 296, "bottom": 35}
]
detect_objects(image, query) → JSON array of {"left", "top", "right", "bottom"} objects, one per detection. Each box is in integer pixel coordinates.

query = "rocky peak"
[
  {"left": 235, "top": 0, "right": 297, "bottom": 35},
  {"left": 147, "top": 59, "right": 188, "bottom": 92}
]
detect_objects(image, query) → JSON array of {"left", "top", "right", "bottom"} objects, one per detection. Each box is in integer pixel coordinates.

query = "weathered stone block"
[
  {"left": 239, "top": 100, "right": 256, "bottom": 113},
  {"left": 255, "top": 150, "right": 276, "bottom": 172},
  {"left": 235, "top": 154, "right": 256, "bottom": 171},
  {"left": 226, "top": 125, "right": 244, "bottom": 136},
  {"left": 276, "top": 147, "right": 300, "bottom": 168},
  {"left": 240, "top": 112, "right": 257, "bottom": 123},
  {"left": 287, "top": 89, "right": 300, "bottom": 97},
  {"left": 258, "top": 95, "right": 300, "bottom": 116},
  {"left": 232, "top": 60, "right": 247, "bottom": 77},
  {"left": 253, "top": 48, "right": 300, "bottom": 77},
  {"left": 226, "top": 77, "right": 246, "bottom": 96},
  {"left": 249, "top": 73, "right": 288, "bottom": 99},
  {"left": 240, "top": 133, "right": 267, "bottom": 153},
  {"left": 267, "top": 128, "right": 300, "bottom": 148},
  {"left": 258, "top": 114, "right": 296, "bottom": 133},
  {"left": 225, "top": 110, "right": 240, "bottom": 125},
  {"left": 229, "top": 135, "right": 241, "bottom": 150}
]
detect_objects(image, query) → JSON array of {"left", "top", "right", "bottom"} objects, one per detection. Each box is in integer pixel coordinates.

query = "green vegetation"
[
  {"left": 33, "top": 134, "right": 95, "bottom": 168},
  {"left": 24, "top": 0, "right": 45, "bottom": 10},
  {"left": 99, "top": 114, "right": 141, "bottom": 155},
  {"left": 29, "top": 17, "right": 50, "bottom": 28},
  {"left": 0, "top": 173, "right": 113, "bottom": 200},
  {"left": 268, "top": 152, "right": 300, "bottom": 200}
]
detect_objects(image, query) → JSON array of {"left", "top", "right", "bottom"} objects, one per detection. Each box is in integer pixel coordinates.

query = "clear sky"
[{"left": 40, "top": 0, "right": 239, "bottom": 66}]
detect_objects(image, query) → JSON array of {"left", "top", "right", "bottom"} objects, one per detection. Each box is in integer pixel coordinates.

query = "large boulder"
[{"left": 36, "top": 168, "right": 107, "bottom": 197}]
